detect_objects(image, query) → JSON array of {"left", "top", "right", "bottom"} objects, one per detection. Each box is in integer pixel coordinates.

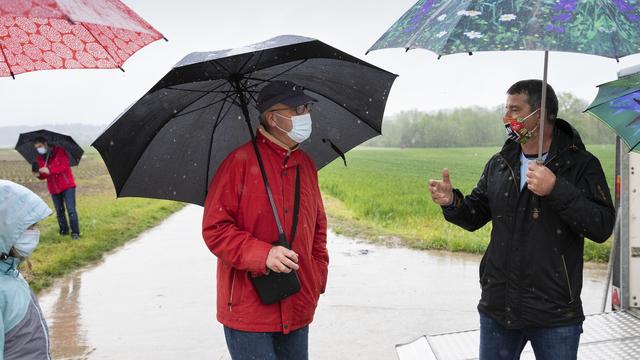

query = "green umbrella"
[
  {"left": 368, "top": 0, "right": 640, "bottom": 159},
  {"left": 586, "top": 74, "right": 640, "bottom": 152}
]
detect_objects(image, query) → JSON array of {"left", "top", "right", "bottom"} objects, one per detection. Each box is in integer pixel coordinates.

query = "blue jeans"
[
  {"left": 479, "top": 312, "right": 582, "bottom": 360},
  {"left": 51, "top": 187, "right": 79, "bottom": 235},
  {"left": 224, "top": 326, "right": 308, "bottom": 360}
]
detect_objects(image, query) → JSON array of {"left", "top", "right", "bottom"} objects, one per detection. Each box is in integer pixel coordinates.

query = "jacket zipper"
[
  {"left": 228, "top": 269, "right": 236, "bottom": 312},
  {"left": 561, "top": 255, "right": 575, "bottom": 304},
  {"left": 499, "top": 154, "right": 519, "bottom": 312}
]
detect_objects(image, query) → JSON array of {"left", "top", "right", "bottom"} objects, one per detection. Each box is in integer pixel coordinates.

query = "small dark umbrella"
[
  {"left": 15, "top": 129, "right": 84, "bottom": 166},
  {"left": 92, "top": 35, "right": 397, "bottom": 205}
]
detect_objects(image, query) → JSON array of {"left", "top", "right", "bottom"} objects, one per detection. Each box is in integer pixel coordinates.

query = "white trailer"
[{"left": 397, "top": 66, "right": 640, "bottom": 360}]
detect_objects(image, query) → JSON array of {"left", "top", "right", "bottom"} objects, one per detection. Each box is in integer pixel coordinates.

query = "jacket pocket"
[
  {"left": 479, "top": 252, "right": 488, "bottom": 286},
  {"left": 311, "top": 258, "right": 327, "bottom": 296},
  {"left": 561, "top": 255, "right": 575, "bottom": 304},
  {"left": 227, "top": 269, "right": 246, "bottom": 312},
  {"left": 227, "top": 269, "right": 236, "bottom": 312}
]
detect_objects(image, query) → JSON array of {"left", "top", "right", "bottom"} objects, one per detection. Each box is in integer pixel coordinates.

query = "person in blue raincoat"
[{"left": 0, "top": 180, "right": 52, "bottom": 360}]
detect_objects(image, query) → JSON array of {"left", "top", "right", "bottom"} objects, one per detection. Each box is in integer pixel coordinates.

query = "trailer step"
[{"left": 396, "top": 311, "right": 640, "bottom": 360}]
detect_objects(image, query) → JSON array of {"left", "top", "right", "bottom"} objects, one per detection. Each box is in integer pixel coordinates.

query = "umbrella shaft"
[
  {"left": 233, "top": 81, "right": 286, "bottom": 236},
  {"left": 538, "top": 51, "right": 549, "bottom": 162}
]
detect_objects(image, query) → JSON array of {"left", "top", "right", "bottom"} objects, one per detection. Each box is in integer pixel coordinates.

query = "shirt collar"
[{"left": 258, "top": 127, "right": 299, "bottom": 152}]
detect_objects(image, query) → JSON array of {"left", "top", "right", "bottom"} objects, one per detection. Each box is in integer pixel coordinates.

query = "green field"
[
  {"left": 319, "top": 145, "right": 615, "bottom": 262},
  {"left": 0, "top": 148, "right": 184, "bottom": 292},
  {"left": 0, "top": 142, "right": 614, "bottom": 293}
]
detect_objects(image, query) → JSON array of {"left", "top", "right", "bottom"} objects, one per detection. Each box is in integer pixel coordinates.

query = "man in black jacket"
[{"left": 429, "top": 80, "right": 615, "bottom": 360}]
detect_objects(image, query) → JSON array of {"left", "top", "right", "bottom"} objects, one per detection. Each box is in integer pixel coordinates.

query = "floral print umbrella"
[
  {"left": 586, "top": 73, "right": 640, "bottom": 152},
  {"left": 369, "top": 0, "right": 640, "bottom": 59},
  {"left": 0, "top": 0, "right": 166, "bottom": 78},
  {"left": 368, "top": 0, "right": 640, "bottom": 159}
]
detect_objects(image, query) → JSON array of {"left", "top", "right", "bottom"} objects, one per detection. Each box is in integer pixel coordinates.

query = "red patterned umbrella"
[{"left": 0, "top": 0, "right": 166, "bottom": 78}]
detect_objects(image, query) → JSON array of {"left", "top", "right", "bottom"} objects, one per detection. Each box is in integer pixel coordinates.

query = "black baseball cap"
[{"left": 256, "top": 80, "right": 317, "bottom": 113}]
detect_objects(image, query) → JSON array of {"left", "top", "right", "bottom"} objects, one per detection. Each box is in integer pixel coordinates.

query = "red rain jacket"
[
  {"left": 202, "top": 130, "right": 329, "bottom": 334},
  {"left": 36, "top": 146, "right": 76, "bottom": 195}
]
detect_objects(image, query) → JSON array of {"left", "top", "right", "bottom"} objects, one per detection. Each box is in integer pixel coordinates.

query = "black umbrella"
[
  {"left": 15, "top": 129, "right": 84, "bottom": 167},
  {"left": 92, "top": 35, "right": 397, "bottom": 205}
]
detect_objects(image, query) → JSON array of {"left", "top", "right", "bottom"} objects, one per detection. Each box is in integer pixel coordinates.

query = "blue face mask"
[
  {"left": 36, "top": 147, "right": 47, "bottom": 155},
  {"left": 274, "top": 112, "right": 313, "bottom": 143}
]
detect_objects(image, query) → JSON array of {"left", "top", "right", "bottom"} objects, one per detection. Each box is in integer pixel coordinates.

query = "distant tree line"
[{"left": 367, "top": 93, "right": 615, "bottom": 148}]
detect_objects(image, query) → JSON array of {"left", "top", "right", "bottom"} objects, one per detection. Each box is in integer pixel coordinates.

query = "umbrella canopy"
[
  {"left": 368, "top": 0, "right": 640, "bottom": 160},
  {"left": 0, "top": 0, "right": 165, "bottom": 78},
  {"left": 15, "top": 129, "right": 84, "bottom": 166},
  {"left": 92, "top": 35, "right": 397, "bottom": 206},
  {"left": 368, "top": 0, "right": 640, "bottom": 58},
  {"left": 586, "top": 73, "right": 640, "bottom": 152}
]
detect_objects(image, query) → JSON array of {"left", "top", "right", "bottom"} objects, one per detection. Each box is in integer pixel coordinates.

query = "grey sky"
[{"left": 1, "top": 0, "right": 639, "bottom": 127}]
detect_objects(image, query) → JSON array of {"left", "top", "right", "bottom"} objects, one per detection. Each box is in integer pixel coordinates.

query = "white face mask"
[
  {"left": 36, "top": 147, "right": 47, "bottom": 155},
  {"left": 14, "top": 229, "right": 40, "bottom": 257},
  {"left": 274, "top": 112, "right": 313, "bottom": 143}
]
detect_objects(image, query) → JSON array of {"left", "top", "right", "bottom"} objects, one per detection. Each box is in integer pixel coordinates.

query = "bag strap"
[
  {"left": 250, "top": 136, "right": 287, "bottom": 244},
  {"left": 250, "top": 136, "right": 301, "bottom": 249},
  {"left": 290, "top": 166, "right": 301, "bottom": 246}
]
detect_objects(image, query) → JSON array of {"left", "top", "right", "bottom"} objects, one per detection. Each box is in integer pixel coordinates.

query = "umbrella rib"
[
  {"left": 117, "top": 84, "right": 234, "bottom": 198},
  {"left": 237, "top": 51, "right": 259, "bottom": 75},
  {"left": 0, "top": 41, "right": 15, "bottom": 79},
  {"left": 242, "top": 60, "right": 309, "bottom": 90},
  {"left": 80, "top": 23, "right": 124, "bottom": 71},
  {"left": 165, "top": 87, "right": 258, "bottom": 94},
  {"left": 239, "top": 74, "right": 259, "bottom": 103},
  {"left": 237, "top": 45, "right": 267, "bottom": 76},
  {"left": 244, "top": 83, "right": 260, "bottom": 105},
  {"left": 167, "top": 81, "right": 232, "bottom": 118},
  {"left": 165, "top": 86, "right": 259, "bottom": 95},
  {"left": 241, "top": 75, "right": 382, "bottom": 135},
  {"left": 174, "top": 57, "right": 309, "bottom": 118},
  {"left": 164, "top": 87, "right": 215, "bottom": 93},
  {"left": 307, "top": 86, "right": 382, "bottom": 135},
  {"left": 439, "top": 3, "right": 479, "bottom": 55},
  {"left": 601, "top": 4, "right": 622, "bottom": 60},
  {"left": 210, "top": 59, "right": 232, "bottom": 76},
  {"left": 173, "top": 90, "right": 237, "bottom": 119},
  {"left": 403, "top": 0, "right": 454, "bottom": 51},
  {"left": 588, "top": 89, "right": 640, "bottom": 110},
  {"left": 203, "top": 92, "right": 237, "bottom": 195}
]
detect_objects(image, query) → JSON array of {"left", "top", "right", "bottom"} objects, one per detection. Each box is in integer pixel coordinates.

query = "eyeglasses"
[{"left": 270, "top": 103, "right": 314, "bottom": 115}]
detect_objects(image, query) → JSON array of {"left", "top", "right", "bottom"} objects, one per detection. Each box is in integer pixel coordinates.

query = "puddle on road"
[{"left": 45, "top": 274, "right": 95, "bottom": 359}]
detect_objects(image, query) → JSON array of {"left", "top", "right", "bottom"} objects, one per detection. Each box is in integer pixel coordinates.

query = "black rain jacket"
[{"left": 443, "top": 119, "right": 615, "bottom": 328}]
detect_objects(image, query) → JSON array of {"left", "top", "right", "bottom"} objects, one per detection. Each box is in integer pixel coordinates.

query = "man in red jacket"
[
  {"left": 202, "top": 81, "right": 329, "bottom": 360},
  {"left": 33, "top": 136, "right": 80, "bottom": 239}
]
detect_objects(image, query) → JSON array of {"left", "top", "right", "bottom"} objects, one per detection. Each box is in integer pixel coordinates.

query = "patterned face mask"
[{"left": 504, "top": 108, "right": 539, "bottom": 144}]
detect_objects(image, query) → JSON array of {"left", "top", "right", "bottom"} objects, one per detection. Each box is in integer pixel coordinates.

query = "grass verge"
[{"left": 0, "top": 148, "right": 184, "bottom": 292}]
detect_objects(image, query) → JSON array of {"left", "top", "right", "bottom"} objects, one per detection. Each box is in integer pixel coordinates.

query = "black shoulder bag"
[{"left": 249, "top": 140, "right": 302, "bottom": 305}]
